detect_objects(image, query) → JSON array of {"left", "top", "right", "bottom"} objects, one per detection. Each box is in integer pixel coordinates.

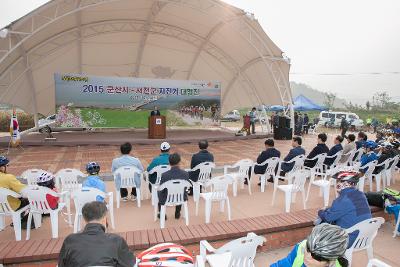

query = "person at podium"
[{"left": 150, "top": 106, "right": 161, "bottom": 116}]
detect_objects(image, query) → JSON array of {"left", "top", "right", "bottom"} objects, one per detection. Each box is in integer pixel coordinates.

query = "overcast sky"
[{"left": 1, "top": 0, "right": 400, "bottom": 103}]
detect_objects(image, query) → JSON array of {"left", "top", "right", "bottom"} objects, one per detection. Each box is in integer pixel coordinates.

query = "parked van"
[{"left": 318, "top": 111, "right": 364, "bottom": 129}]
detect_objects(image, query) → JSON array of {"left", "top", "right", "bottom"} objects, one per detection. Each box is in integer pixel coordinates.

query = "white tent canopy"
[{"left": 0, "top": 0, "right": 293, "bottom": 125}]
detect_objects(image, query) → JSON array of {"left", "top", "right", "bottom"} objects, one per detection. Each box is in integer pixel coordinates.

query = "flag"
[{"left": 9, "top": 109, "right": 20, "bottom": 146}]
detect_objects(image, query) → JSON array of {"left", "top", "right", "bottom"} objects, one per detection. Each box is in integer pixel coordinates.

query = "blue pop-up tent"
[
  {"left": 293, "top": 94, "right": 325, "bottom": 111},
  {"left": 267, "top": 105, "right": 285, "bottom": 111}
]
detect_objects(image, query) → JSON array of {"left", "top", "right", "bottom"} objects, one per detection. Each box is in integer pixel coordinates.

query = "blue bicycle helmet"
[
  {"left": 0, "top": 156, "right": 9, "bottom": 167},
  {"left": 86, "top": 162, "right": 100, "bottom": 175},
  {"left": 364, "top": 140, "right": 378, "bottom": 150}
]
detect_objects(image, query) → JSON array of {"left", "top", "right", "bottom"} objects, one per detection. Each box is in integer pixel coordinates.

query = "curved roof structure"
[{"left": 0, "top": 0, "right": 292, "bottom": 118}]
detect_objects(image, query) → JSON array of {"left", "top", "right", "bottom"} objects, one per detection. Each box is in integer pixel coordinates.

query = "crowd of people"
[{"left": 1, "top": 128, "right": 400, "bottom": 267}]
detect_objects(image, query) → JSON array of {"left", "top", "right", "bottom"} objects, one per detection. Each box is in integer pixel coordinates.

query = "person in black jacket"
[
  {"left": 150, "top": 106, "right": 161, "bottom": 116},
  {"left": 324, "top": 135, "right": 344, "bottom": 166},
  {"left": 253, "top": 139, "right": 281, "bottom": 184},
  {"left": 58, "top": 201, "right": 135, "bottom": 267},
  {"left": 158, "top": 153, "right": 190, "bottom": 219},
  {"left": 280, "top": 136, "right": 306, "bottom": 176},
  {"left": 373, "top": 143, "right": 396, "bottom": 174},
  {"left": 189, "top": 140, "right": 214, "bottom": 182},
  {"left": 304, "top": 133, "right": 329, "bottom": 168}
]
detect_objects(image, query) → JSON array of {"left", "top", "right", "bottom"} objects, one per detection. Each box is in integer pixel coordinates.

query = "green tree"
[
  {"left": 373, "top": 91, "right": 391, "bottom": 109},
  {"left": 366, "top": 101, "right": 370, "bottom": 110},
  {"left": 323, "top": 92, "right": 337, "bottom": 110}
]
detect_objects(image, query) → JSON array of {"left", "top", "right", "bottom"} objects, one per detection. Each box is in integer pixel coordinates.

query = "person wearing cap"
[
  {"left": 83, "top": 162, "right": 106, "bottom": 202},
  {"left": 360, "top": 140, "right": 379, "bottom": 173},
  {"left": 147, "top": 142, "right": 171, "bottom": 191},
  {"left": 0, "top": 156, "right": 31, "bottom": 228},
  {"left": 373, "top": 142, "right": 396, "bottom": 175},
  {"left": 271, "top": 223, "right": 349, "bottom": 267},
  {"left": 317, "top": 171, "right": 371, "bottom": 248},
  {"left": 37, "top": 171, "right": 59, "bottom": 210},
  {"left": 112, "top": 142, "right": 144, "bottom": 201},
  {"left": 324, "top": 135, "right": 344, "bottom": 167},
  {"left": 339, "top": 134, "right": 356, "bottom": 164}
]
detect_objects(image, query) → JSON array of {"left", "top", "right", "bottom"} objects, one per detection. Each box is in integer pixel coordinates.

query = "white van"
[{"left": 318, "top": 111, "right": 364, "bottom": 129}]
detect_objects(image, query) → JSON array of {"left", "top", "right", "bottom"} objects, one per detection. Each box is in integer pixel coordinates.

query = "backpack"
[{"left": 383, "top": 187, "right": 400, "bottom": 203}]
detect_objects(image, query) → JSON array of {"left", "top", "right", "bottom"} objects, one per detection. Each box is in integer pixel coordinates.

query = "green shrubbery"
[{"left": 0, "top": 111, "right": 35, "bottom": 131}]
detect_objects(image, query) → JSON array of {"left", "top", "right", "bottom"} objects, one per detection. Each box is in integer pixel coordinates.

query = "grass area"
[{"left": 80, "top": 108, "right": 167, "bottom": 128}]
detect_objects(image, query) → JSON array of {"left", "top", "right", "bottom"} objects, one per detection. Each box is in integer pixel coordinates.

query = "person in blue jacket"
[
  {"left": 324, "top": 135, "right": 344, "bottom": 166},
  {"left": 280, "top": 136, "right": 306, "bottom": 176},
  {"left": 147, "top": 142, "right": 171, "bottom": 191},
  {"left": 317, "top": 171, "right": 371, "bottom": 248},
  {"left": 359, "top": 141, "right": 379, "bottom": 173},
  {"left": 271, "top": 223, "right": 349, "bottom": 267},
  {"left": 355, "top": 132, "right": 367, "bottom": 150},
  {"left": 82, "top": 162, "right": 106, "bottom": 202},
  {"left": 304, "top": 133, "right": 329, "bottom": 168},
  {"left": 385, "top": 196, "right": 400, "bottom": 234}
]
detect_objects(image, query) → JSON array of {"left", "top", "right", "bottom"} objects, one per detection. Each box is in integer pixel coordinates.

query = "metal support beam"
[
  {"left": 76, "top": 0, "right": 83, "bottom": 74},
  {"left": 132, "top": 1, "right": 167, "bottom": 77}
]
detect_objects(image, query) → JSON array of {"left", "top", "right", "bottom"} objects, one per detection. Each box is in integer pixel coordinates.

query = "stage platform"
[{"left": 0, "top": 128, "right": 270, "bottom": 147}]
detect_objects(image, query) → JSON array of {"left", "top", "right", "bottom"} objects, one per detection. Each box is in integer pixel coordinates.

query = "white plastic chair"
[
  {"left": 358, "top": 160, "right": 378, "bottom": 192},
  {"left": 387, "top": 156, "right": 399, "bottom": 186},
  {"left": 367, "top": 259, "right": 392, "bottom": 267},
  {"left": 148, "top": 165, "right": 171, "bottom": 220},
  {"left": 55, "top": 168, "right": 84, "bottom": 193},
  {"left": 196, "top": 175, "right": 233, "bottom": 223},
  {"left": 372, "top": 159, "right": 391, "bottom": 192},
  {"left": 72, "top": 187, "right": 115, "bottom": 233},
  {"left": 254, "top": 157, "right": 280, "bottom": 193},
  {"left": 113, "top": 166, "right": 142, "bottom": 208},
  {"left": 25, "top": 186, "right": 71, "bottom": 240},
  {"left": 354, "top": 147, "right": 364, "bottom": 163},
  {"left": 199, "top": 232, "right": 265, "bottom": 267},
  {"left": 276, "top": 155, "right": 305, "bottom": 184},
  {"left": 345, "top": 217, "right": 385, "bottom": 267},
  {"left": 157, "top": 179, "right": 191, "bottom": 229},
  {"left": 189, "top": 162, "right": 215, "bottom": 203},
  {"left": 224, "top": 159, "right": 253, "bottom": 196},
  {"left": 305, "top": 154, "right": 331, "bottom": 207},
  {"left": 272, "top": 169, "right": 308, "bottom": 213},
  {"left": 20, "top": 169, "right": 46, "bottom": 185},
  {"left": 0, "top": 188, "right": 30, "bottom": 241}
]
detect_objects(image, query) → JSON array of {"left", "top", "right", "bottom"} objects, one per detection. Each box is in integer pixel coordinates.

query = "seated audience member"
[
  {"left": 83, "top": 162, "right": 106, "bottom": 202},
  {"left": 58, "top": 201, "right": 135, "bottom": 267},
  {"left": 324, "top": 135, "right": 344, "bottom": 166},
  {"left": 158, "top": 153, "right": 190, "bottom": 219},
  {"left": 271, "top": 223, "right": 349, "bottom": 267},
  {"left": 355, "top": 131, "right": 368, "bottom": 149},
  {"left": 304, "top": 133, "right": 329, "bottom": 168},
  {"left": 189, "top": 140, "right": 214, "bottom": 182},
  {"left": 359, "top": 141, "right": 379, "bottom": 173},
  {"left": 385, "top": 196, "right": 400, "bottom": 235},
  {"left": 147, "top": 142, "right": 171, "bottom": 191},
  {"left": 279, "top": 136, "right": 306, "bottom": 177},
  {"left": 339, "top": 134, "right": 356, "bottom": 164},
  {"left": 317, "top": 171, "right": 371, "bottom": 248},
  {"left": 373, "top": 142, "right": 396, "bottom": 174},
  {"left": 188, "top": 140, "right": 214, "bottom": 195},
  {"left": 375, "top": 132, "right": 384, "bottom": 144},
  {"left": 0, "top": 156, "right": 30, "bottom": 228},
  {"left": 36, "top": 171, "right": 59, "bottom": 210},
  {"left": 112, "top": 142, "right": 144, "bottom": 201},
  {"left": 253, "top": 139, "right": 281, "bottom": 183}
]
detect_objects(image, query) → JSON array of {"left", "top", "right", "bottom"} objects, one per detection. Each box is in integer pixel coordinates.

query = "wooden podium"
[{"left": 148, "top": 115, "right": 166, "bottom": 139}]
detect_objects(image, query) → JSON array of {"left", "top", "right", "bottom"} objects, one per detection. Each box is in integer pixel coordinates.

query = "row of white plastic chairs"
[{"left": 0, "top": 185, "right": 115, "bottom": 241}]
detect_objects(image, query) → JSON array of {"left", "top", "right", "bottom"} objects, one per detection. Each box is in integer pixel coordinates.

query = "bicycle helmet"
[
  {"left": 0, "top": 156, "right": 9, "bottom": 167},
  {"left": 136, "top": 243, "right": 194, "bottom": 267},
  {"left": 364, "top": 140, "right": 378, "bottom": 150},
  {"left": 36, "top": 171, "right": 56, "bottom": 189},
  {"left": 332, "top": 171, "right": 359, "bottom": 185},
  {"left": 306, "top": 223, "right": 348, "bottom": 261},
  {"left": 86, "top": 162, "right": 100, "bottom": 175}
]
